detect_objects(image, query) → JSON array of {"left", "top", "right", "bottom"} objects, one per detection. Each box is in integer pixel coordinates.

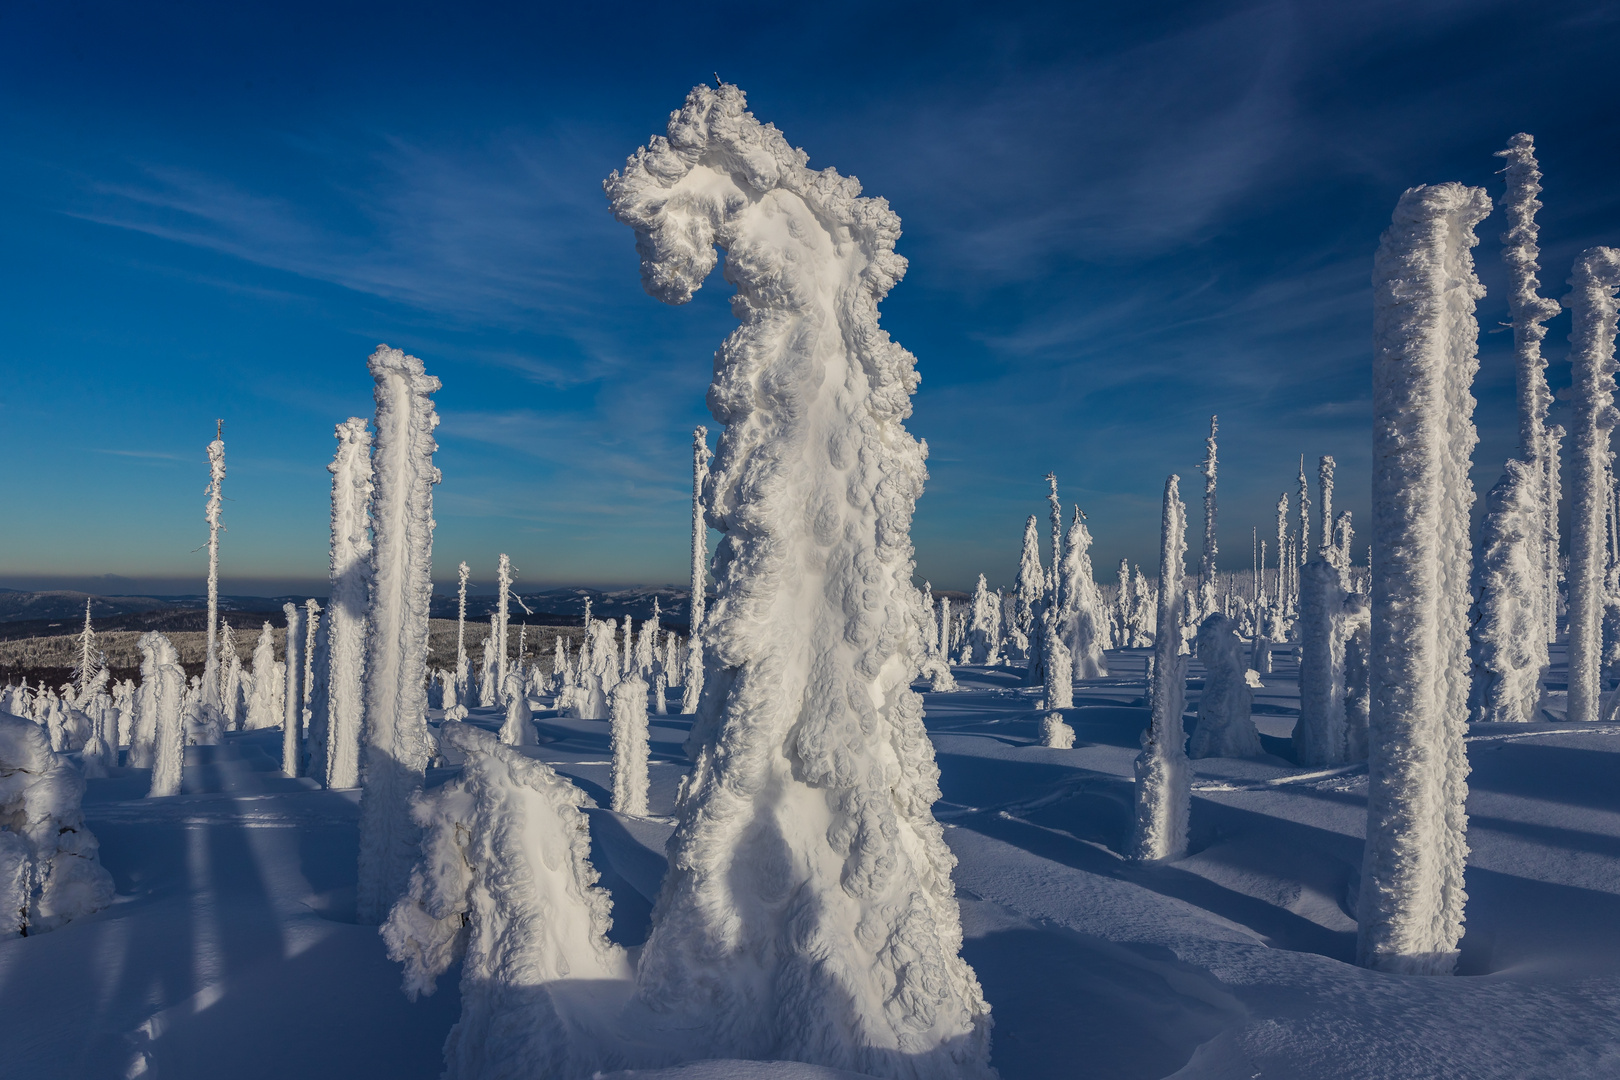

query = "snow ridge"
[{"left": 606, "top": 81, "right": 992, "bottom": 1077}]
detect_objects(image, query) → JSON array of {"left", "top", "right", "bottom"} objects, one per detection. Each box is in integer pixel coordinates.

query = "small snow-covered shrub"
[
  {"left": 0, "top": 713, "right": 115, "bottom": 935},
  {"left": 1188, "top": 614, "right": 1260, "bottom": 759},
  {"left": 382, "top": 721, "right": 629, "bottom": 1080},
  {"left": 1039, "top": 712, "right": 1075, "bottom": 749}
]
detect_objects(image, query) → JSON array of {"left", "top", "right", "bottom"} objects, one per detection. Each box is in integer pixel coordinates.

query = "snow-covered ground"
[{"left": 3, "top": 645, "right": 1619, "bottom": 1079}]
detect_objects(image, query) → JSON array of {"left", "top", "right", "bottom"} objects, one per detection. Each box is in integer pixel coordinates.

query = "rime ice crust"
[
  {"left": 1359, "top": 182, "right": 1489, "bottom": 976},
  {"left": 606, "top": 83, "right": 993, "bottom": 1077}
]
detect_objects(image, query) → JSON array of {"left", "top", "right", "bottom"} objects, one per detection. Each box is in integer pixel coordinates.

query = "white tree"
[
  {"left": 478, "top": 618, "right": 498, "bottom": 707},
  {"left": 1046, "top": 472, "right": 1063, "bottom": 603},
  {"left": 356, "top": 344, "right": 442, "bottom": 926},
  {"left": 220, "top": 621, "right": 243, "bottom": 730},
  {"left": 967, "top": 573, "right": 1001, "bottom": 666},
  {"left": 608, "top": 671, "right": 650, "bottom": 817},
  {"left": 0, "top": 714, "right": 115, "bottom": 935},
  {"left": 1041, "top": 607, "right": 1073, "bottom": 709},
  {"left": 203, "top": 422, "right": 227, "bottom": 710},
  {"left": 1039, "top": 712, "right": 1075, "bottom": 749},
  {"left": 495, "top": 554, "right": 513, "bottom": 703},
  {"left": 143, "top": 633, "right": 187, "bottom": 798},
  {"left": 1294, "top": 560, "right": 1361, "bottom": 764},
  {"left": 683, "top": 426, "right": 710, "bottom": 715},
  {"left": 1188, "top": 613, "right": 1260, "bottom": 759},
  {"left": 1358, "top": 181, "right": 1490, "bottom": 976},
  {"left": 244, "top": 622, "right": 281, "bottom": 731},
  {"left": 326, "top": 417, "right": 373, "bottom": 790},
  {"left": 1567, "top": 248, "right": 1620, "bottom": 722},
  {"left": 1132, "top": 476, "right": 1190, "bottom": 861},
  {"left": 281, "top": 602, "right": 303, "bottom": 778},
  {"left": 305, "top": 599, "right": 329, "bottom": 776},
  {"left": 1199, "top": 416, "right": 1218, "bottom": 618},
  {"left": 499, "top": 672, "right": 535, "bottom": 747},
  {"left": 1012, "top": 515, "right": 1043, "bottom": 664},
  {"left": 1317, "top": 455, "right": 1336, "bottom": 557},
  {"left": 606, "top": 82, "right": 991, "bottom": 1075},
  {"left": 454, "top": 561, "right": 471, "bottom": 702},
  {"left": 1472, "top": 459, "right": 1547, "bottom": 722},
  {"left": 381, "top": 722, "right": 630, "bottom": 1080},
  {"left": 1057, "top": 506, "right": 1110, "bottom": 678}
]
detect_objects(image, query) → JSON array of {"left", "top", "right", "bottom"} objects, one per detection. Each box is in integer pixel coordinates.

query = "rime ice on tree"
[
  {"left": 356, "top": 345, "right": 442, "bottom": 925},
  {"left": 1358, "top": 182, "right": 1489, "bottom": 976},
  {"left": 1132, "top": 476, "right": 1190, "bottom": 861},
  {"left": 326, "top": 418, "right": 374, "bottom": 788},
  {"left": 203, "top": 422, "right": 227, "bottom": 710},
  {"left": 606, "top": 82, "right": 991, "bottom": 1075},
  {"left": 682, "top": 427, "right": 710, "bottom": 715}
]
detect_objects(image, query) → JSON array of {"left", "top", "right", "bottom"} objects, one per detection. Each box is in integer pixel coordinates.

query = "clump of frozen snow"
[
  {"left": 0, "top": 711, "right": 115, "bottom": 935},
  {"left": 606, "top": 81, "right": 992, "bottom": 1076},
  {"left": 382, "top": 720, "right": 630, "bottom": 1079},
  {"left": 1039, "top": 712, "right": 1075, "bottom": 749},
  {"left": 1187, "top": 613, "right": 1259, "bottom": 759}
]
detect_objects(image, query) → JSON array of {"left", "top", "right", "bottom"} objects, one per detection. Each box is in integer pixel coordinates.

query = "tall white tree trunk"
[
  {"left": 356, "top": 345, "right": 441, "bottom": 925},
  {"left": 1358, "top": 181, "right": 1489, "bottom": 976},
  {"left": 1132, "top": 475, "right": 1190, "bottom": 861},
  {"left": 1565, "top": 247, "right": 1620, "bottom": 723},
  {"left": 143, "top": 634, "right": 186, "bottom": 798},
  {"left": 282, "top": 602, "right": 303, "bottom": 778},
  {"left": 204, "top": 423, "right": 226, "bottom": 709},
  {"left": 326, "top": 418, "right": 373, "bottom": 789},
  {"left": 682, "top": 427, "right": 709, "bottom": 715},
  {"left": 607, "top": 82, "right": 991, "bottom": 1076}
]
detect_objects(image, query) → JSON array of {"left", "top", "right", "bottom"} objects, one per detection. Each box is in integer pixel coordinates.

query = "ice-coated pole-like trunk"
[
  {"left": 204, "top": 423, "right": 226, "bottom": 708},
  {"left": 1358, "top": 181, "right": 1489, "bottom": 976},
  {"left": 682, "top": 427, "right": 709, "bottom": 715},
  {"left": 1200, "top": 416, "right": 1218, "bottom": 616},
  {"left": 1046, "top": 472, "right": 1062, "bottom": 603},
  {"left": 1564, "top": 247, "right": 1620, "bottom": 724},
  {"left": 305, "top": 599, "right": 330, "bottom": 776},
  {"left": 144, "top": 633, "right": 186, "bottom": 798},
  {"left": 495, "top": 554, "right": 512, "bottom": 703},
  {"left": 282, "top": 602, "right": 303, "bottom": 778},
  {"left": 356, "top": 345, "right": 441, "bottom": 926},
  {"left": 1497, "top": 134, "right": 1564, "bottom": 646},
  {"left": 1297, "top": 456, "right": 1311, "bottom": 573},
  {"left": 607, "top": 82, "right": 991, "bottom": 1076},
  {"left": 609, "top": 671, "right": 650, "bottom": 816},
  {"left": 1132, "top": 475, "right": 1190, "bottom": 861},
  {"left": 1318, "top": 456, "right": 1336, "bottom": 558},
  {"left": 454, "top": 561, "right": 470, "bottom": 697},
  {"left": 1274, "top": 494, "right": 1288, "bottom": 619},
  {"left": 326, "top": 418, "right": 373, "bottom": 790}
]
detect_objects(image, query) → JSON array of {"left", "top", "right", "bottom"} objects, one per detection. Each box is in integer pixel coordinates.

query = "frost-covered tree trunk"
[
  {"left": 495, "top": 554, "right": 512, "bottom": 704},
  {"left": 1133, "top": 476, "right": 1190, "bottom": 861},
  {"left": 606, "top": 82, "right": 991, "bottom": 1075},
  {"left": 1013, "top": 515, "right": 1043, "bottom": 663},
  {"left": 1297, "top": 456, "right": 1311, "bottom": 575},
  {"left": 1565, "top": 247, "right": 1620, "bottom": 724},
  {"left": 73, "top": 599, "right": 99, "bottom": 703},
  {"left": 499, "top": 673, "right": 535, "bottom": 747},
  {"left": 683, "top": 427, "right": 710, "bottom": 715},
  {"left": 356, "top": 345, "right": 442, "bottom": 926},
  {"left": 609, "top": 672, "right": 650, "bottom": 817},
  {"left": 1046, "top": 472, "right": 1063, "bottom": 603},
  {"left": 1041, "top": 608, "right": 1073, "bottom": 710},
  {"left": 1317, "top": 455, "right": 1336, "bottom": 558},
  {"left": 968, "top": 573, "right": 1002, "bottom": 667},
  {"left": 1199, "top": 416, "right": 1218, "bottom": 616},
  {"left": 1358, "top": 182, "right": 1489, "bottom": 976},
  {"left": 282, "top": 602, "right": 303, "bottom": 779},
  {"left": 306, "top": 600, "right": 331, "bottom": 777},
  {"left": 454, "top": 561, "right": 471, "bottom": 699},
  {"left": 1039, "top": 712, "right": 1075, "bottom": 749},
  {"left": 1188, "top": 613, "right": 1259, "bottom": 759},
  {"left": 381, "top": 722, "right": 630, "bottom": 1080},
  {"left": 219, "top": 622, "right": 241, "bottom": 730},
  {"left": 327, "top": 417, "right": 373, "bottom": 790},
  {"left": 143, "top": 633, "right": 186, "bottom": 798},
  {"left": 244, "top": 622, "right": 280, "bottom": 731},
  {"left": 478, "top": 620, "right": 498, "bottom": 707},
  {"left": 1057, "top": 506, "right": 1109, "bottom": 678},
  {"left": 1472, "top": 459, "right": 1549, "bottom": 722},
  {"left": 1295, "top": 559, "right": 1355, "bottom": 764},
  {"left": 203, "top": 424, "right": 227, "bottom": 710}
]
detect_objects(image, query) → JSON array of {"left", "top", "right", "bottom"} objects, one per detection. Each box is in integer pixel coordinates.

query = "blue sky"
[{"left": 3, "top": 0, "right": 1620, "bottom": 595}]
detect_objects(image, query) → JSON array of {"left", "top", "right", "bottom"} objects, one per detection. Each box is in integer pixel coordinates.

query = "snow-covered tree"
[
  {"left": 381, "top": 721, "right": 629, "bottom": 1079},
  {"left": 131, "top": 632, "right": 169, "bottom": 767},
  {"left": 1057, "top": 506, "right": 1110, "bottom": 678},
  {"left": 1132, "top": 475, "right": 1190, "bottom": 862},
  {"left": 1046, "top": 472, "right": 1063, "bottom": 603},
  {"left": 305, "top": 599, "right": 329, "bottom": 776},
  {"left": 454, "top": 561, "right": 471, "bottom": 700},
  {"left": 326, "top": 416, "right": 373, "bottom": 790},
  {"left": 606, "top": 82, "right": 991, "bottom": 1074},
  {"left": 1188, "top": 613, "right": 1259, "bottom": 759},
  {"left": 608, "top": 671, "right": 650, "bottom": 817},
  {"left": 0, "top": 713, "right": 115, "bottom": 935},
  {"left": 143, "top": 633, "right": 187, "bottom": 798},
  {"left": 1317, "top": 455, "right": 1336, "bottom": 558},
  {"left": 356, "top": 344, "right": 441, "bottom": 926},
  {"left": 968, "top": 573, "right": 1002, "bottom": 667},
  {"left": 495, "top": 554, "right": 513, "bottom": 704},
  {"left": 72, "top": 599, "right": 100, "bottom": 704},
  {"left": 1472, "top": 459, "right": 1548, "bottom": 722},
  {"left": 477, "top": 618, "right": 498, "bottom": 707},
  {"left": 282, "top": 602, "right": 303, "bottom": 779},
  {"left": 1041, "top": 607, "right": 1073, "bottom": 710},
  {"left": 1199, "top": 416, "right": 1219, "bottom": 618},
  {"left": 1295, "top": 559, "right": 1361, "bottom": 764},
  {"left": 1498, "top": 134, "right": 1564, "bottom": 648},
  {"left": 499, "top": 672, "right": 535, "bottom": 747},
  {"left": 683, "top": 426, "right": 710, "bottom": 715},
  {"left": 1358, "top": 181, "right": 1490, "bottom": 976},
  {"left": 1040, "top": 712, "right": 1075, "bottom": 749},
  {"left": 203, "top": 422, "right": 227, "bottom": 710},
  {"left": 1012, "top": 515, "right": 1043, "bottom": 664},
  {"left": 1564, "top": 247, "right": 1620, "bottom": 724}
]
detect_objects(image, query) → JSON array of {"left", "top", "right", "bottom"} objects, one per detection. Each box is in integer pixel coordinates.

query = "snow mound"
[{"left": 0, "top": 711, "right": 115, "bottom": 934}]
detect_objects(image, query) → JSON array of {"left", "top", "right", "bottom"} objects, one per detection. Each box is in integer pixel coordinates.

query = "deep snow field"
[{"left": 3, "top": 644, "right": 1619, "bottom": 1080}]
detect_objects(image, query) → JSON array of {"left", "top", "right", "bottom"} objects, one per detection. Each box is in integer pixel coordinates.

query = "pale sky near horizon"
[{"left": 4, "top": 0, "right": 1620, "bottom": 595}]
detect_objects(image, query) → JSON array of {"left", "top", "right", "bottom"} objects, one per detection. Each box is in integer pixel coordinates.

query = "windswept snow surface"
[{"left": 1, "top": 649, "right": 1619, "bottom": 1076}]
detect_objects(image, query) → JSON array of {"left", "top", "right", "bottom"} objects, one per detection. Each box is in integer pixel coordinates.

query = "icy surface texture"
[
  {"left": 383, "top": 721, "right": 630, "bottom": 1080},
  {"left": 606, "top": 82, "right": 992, "bottom": 1077},
  {"left": 1359, "top": 181, "right": 1489, "bottom": 975},
  {"left": 0, "top": 711, "right": 114, "bottom": 934}
]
